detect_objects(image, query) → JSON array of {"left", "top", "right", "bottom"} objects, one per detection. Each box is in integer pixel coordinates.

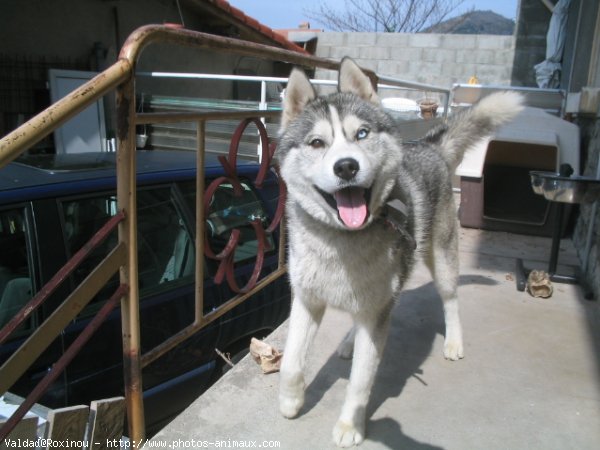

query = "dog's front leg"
[
  {"left": 279, "top": 294, "right": 325, "bottom": 419},
  {"left": 333, "top": 309, "right": 391, "bottom": 447}
]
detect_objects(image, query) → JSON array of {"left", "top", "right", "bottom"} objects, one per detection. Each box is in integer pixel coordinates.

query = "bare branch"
[{"left": 305, "top": 0, "right": 465, "bottom": 33}]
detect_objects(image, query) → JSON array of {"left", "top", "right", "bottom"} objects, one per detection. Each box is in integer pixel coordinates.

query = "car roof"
[{"left": 0, "top": 150, "right": 262, "bottom": 203}]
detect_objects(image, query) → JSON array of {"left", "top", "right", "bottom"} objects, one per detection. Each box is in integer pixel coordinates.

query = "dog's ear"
[
  {"left": 281, "top": 68, "right": 316, "bottom": 130},
  {"left": 338, "top": 57, "right": 379, "bottom": 104}
]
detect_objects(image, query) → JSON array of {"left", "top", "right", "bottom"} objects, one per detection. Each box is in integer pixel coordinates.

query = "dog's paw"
[
  {"left": 333, "top": 420, "right": 365, "bottom": 447},
  {"left": 279, "top": 372, "right": 305, "bottom": 418},
  {"left": 443, "top": 337, "right": 464, "bottom": 361},
  {"left": 279, "top": 391, "right": 304, "bottom": 418}
]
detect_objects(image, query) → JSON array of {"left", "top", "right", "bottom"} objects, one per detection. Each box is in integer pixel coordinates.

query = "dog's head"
[{"left": 277, "top": 57, "right": 400, "bottom": 231}]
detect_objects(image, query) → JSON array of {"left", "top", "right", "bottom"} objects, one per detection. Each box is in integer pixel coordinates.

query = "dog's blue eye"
[
  {"left": 309, "top": 138, "right": 325, "bottom": 149},
  {"left": 356, "top": 128, "right": 369, "bottom": 140}
]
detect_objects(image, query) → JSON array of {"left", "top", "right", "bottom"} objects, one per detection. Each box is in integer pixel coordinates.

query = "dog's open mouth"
[{"left": 317, "top": 186, "right": 371, "bottom": 229}]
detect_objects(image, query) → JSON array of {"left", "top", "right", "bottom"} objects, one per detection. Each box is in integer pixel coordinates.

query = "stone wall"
[
  {"left": 314, "top": 32, "right": 516, "bottom": 91},
  {"left": 573, "top": 118, "right": 600, "bottom": 298},
  {"left": 566, "top": 0, "right": 600, "bottom": 299}
]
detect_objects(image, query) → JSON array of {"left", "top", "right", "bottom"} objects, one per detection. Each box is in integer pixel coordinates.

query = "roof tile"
[{"left": 211, "top": 0, "right": 308, "bottom": 54}]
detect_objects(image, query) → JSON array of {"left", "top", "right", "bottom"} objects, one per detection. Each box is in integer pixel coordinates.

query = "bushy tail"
[{"left": 424, "top": 91, "right": 524, "bottom": 170}]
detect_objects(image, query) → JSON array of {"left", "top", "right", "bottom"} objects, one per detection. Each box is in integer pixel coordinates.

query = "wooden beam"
[
  {"left": 44, "top": 405, "right": 89, "bottom": 450},
  {"left": 88, "top": 397, "right": 125, "bottom": 450}
]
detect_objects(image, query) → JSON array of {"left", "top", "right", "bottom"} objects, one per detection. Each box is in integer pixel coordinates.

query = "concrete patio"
[{"left": 148, "top": 225, "right": 600, "bottom": 449}]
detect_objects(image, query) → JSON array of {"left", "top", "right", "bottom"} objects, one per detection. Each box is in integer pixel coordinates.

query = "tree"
[{"left": 306, "top": 0, "right": 466, "bottom": 33}]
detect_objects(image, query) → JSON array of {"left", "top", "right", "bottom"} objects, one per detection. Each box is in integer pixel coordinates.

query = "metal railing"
[{"left": 0, "top": 24, "right": 452, "bottom": 446}]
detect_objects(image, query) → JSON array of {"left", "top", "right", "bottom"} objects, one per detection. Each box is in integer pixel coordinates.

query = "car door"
[
  {"left": 0, "top": 202, "right": 69, "bottom": 407},
  {"left": 55, "top": 181, "right": 223, "bottom": 426}
]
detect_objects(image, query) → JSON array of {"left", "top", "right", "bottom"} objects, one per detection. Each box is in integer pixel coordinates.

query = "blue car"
[{"left": 0, "top": 150, "right": 290, "bottom": 434}]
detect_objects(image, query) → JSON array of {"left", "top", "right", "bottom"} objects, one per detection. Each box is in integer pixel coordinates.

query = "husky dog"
[{"left": 276, "top": 57, "right": 522, "bottom": 447}]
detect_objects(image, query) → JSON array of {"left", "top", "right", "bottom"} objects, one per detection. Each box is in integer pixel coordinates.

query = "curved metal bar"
[
  {"left": 265, "top": 166, "right": 287, "bottom": 234},
  {"left": 224, "top": 219, "right": 267, "bottom": 294},
  {"left": 203, "top": 113, "right": 284, "bottom": 294},
  {"left": 0, "top": 59, "right": 132, "bottom": 166},
  {"left": 119, "top": 25, "right": 344, "bottom": 74}
]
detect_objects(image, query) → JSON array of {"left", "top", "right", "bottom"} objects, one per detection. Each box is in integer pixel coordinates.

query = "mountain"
[{"left": 423, "top": 10, "right": 515, "bottom": 35}]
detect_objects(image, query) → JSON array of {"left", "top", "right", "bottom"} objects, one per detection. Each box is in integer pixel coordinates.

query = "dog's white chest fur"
[{"left": 288, "top": 206, "right": 403, "bottom": 314}]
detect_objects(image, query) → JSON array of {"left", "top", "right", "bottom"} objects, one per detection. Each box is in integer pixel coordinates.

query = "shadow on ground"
[{"left": 295, "top": 274, "right": 497, "bottom": 449}]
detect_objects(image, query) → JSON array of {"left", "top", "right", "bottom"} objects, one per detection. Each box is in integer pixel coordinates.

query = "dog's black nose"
[{"left": 334, "top": 158, "right": 360, "bottom": 181}]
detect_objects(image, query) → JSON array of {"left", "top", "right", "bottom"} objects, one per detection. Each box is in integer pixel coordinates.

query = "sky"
[{"left": 228, "top": 0, "right": 519, "bottom": 30}]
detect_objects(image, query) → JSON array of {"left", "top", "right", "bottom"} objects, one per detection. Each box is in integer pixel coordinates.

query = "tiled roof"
[{"left": 207, "top": 0, "right": 308, "bottom": 54}]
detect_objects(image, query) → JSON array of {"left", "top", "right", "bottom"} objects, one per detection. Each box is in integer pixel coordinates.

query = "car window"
[
  {"left": 0, "top": 208, "right": 34, "bottom": 333},
  {"left": 61, "top": 186, "right": 195, "bottom": 317},
  {"left": 179, "top": 179, "right": 275, "bottom": 264}
]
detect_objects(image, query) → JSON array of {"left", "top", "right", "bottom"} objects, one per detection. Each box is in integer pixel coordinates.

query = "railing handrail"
[
  {"left": 137, "top": 70, "right": 451, "bottom": 94},
  {"left": 0, "top": 59, "right": 132, "bottom": 167}
]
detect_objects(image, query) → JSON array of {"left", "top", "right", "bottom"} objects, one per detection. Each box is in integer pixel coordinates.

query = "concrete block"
[
  {"left": 314, "top": 68, "right": 333, "bottom": 80},
  {"left": 314, "top": 45, "right": 331, "bottom": 59},
  {"left": 346, "top": 32, "right": 377, "bottom": 46},
  {"left": 422, "top": 48, "right": 457, "bottom": 64},
  {"left": 407, "top": 60, "right": 443, "bottom": 80},
  {"left": 441, "top": 34, "right": 478, "bottom": 50},
  {"left": 359, "top": 45, "right": 390, "bottom": 60},
  {"left": 317, "top": 32, "right": 347, "bottom": 47},
  {"left": 376, "top": 60, "right": 403, "bottom": 77},
  {"left": 376, "top": 32, "right": 410, "bottom": 47},
  {"left": 477, "top": 35, "right": 515, "bottom": 50},
  {"left": 456, "top": 49, "right": 496, "bottom": 65},
  {"left": 409, "top": 33, "right": 442, "bottom": 48},
  {"left": 329, "top": 46, "right": 361, "bottom": 59},
  {"left": 390, "top": 46, "right": 423, "bottom": 62}
]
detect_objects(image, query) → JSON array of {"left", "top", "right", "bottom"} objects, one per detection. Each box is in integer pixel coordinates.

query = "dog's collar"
[{"left": 379, "top": 198, "right": 416, "bottom": 250}]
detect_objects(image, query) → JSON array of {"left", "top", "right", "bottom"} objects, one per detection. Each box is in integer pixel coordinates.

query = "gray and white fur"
[{"left": 277, "top": 57, "right": 523, "bottom": 447}]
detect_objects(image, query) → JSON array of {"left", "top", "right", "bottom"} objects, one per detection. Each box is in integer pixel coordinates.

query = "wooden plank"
[
  {"left": 0, "top": 416, "right": 37, "bottom": 449},
  {"left": 44, "top": 405, "right": 89, "bottom": 450},
  {"left": 87, "top": 397, "right": 125, "bottom": 450}
]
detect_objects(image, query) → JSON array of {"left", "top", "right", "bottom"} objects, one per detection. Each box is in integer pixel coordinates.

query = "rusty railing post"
[
  {"left": 116, "top": 73, "right": 145, "bottom": 445},
  {"left": 195, "top": 120, "right": 206, "bottom": 326}
]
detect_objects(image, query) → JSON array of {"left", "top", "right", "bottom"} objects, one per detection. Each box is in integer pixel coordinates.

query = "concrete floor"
[{"left": 148, "top": 227, "right": 600, "bottom": 449}]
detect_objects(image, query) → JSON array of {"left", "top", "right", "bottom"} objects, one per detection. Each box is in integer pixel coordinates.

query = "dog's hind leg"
[
  {"left": 333, "top": 305, "right": 391, "bottom": 447},
  {"left": 427, "top": 223, "right": 464, "bottom": 361},
  {"left": 279, "top": 294, "right": 325, "bottom": 419}
]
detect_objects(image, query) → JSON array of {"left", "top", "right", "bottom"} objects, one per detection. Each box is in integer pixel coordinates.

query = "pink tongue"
[{"left": 334, "top": 188, "right": 368, "bottom": 229}]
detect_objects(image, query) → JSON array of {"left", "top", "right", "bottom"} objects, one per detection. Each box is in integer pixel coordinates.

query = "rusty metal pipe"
[
  {"left": 116, "top": 75, "right": 145, "bottom": 445},
  {"left": 119, "top": 25, "right": 345, "bottom": 75}
]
